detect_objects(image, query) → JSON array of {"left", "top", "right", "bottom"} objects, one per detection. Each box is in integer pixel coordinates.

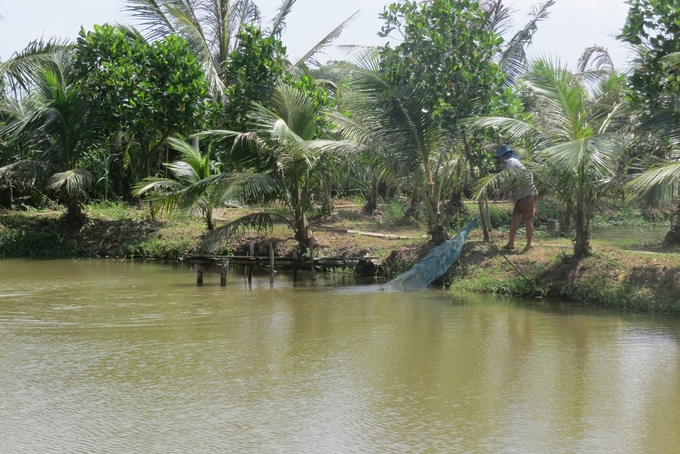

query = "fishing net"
[{"left": 382, "top": 219, "right": 477, "bottom": 290}]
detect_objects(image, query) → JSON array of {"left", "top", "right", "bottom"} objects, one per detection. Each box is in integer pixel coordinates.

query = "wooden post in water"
[
  {"left": 248, "top": 240, "right": 254, "bottom": 283},
  {"left": 309, "top": 239, "right": 316, "bottom": 281},
  {"left": 220, "top": 260, "right": 228, "bottom": 286},
  {"left": 292, "top": 250, "right": 298, "bottom": 282},
  {"left": 197, "top": 268, "right": 204, "bottom": 285},
  {"left": 269, "top": 243, "right": 275, "bottom": 284}
]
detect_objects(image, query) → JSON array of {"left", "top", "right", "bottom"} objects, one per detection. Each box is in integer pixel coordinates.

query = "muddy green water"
[{"left": 1, "top": 259, "right": 680, "bottom": 453}]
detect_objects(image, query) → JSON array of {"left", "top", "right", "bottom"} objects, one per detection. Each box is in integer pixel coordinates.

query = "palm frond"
[
  {"left": 0, "top": 160, "right": 59, "bottom": 186},
  {"left": 577, "top": 45, "right": 615, "bottom": 73},
  {"left": 523, "top": 59, "right": 589, "bottom": 141},
  {"left": 482, "top": 0, "right": 514, "bottom": 36},
  {"left": 211, "top": 211, "right": 293, "bottom": 241},
  {"left": 46, "top": 169, "right": 94, "bottom": 196},
  {"left": 131, "top": 177, "right": 185, "bottom": 198},
  {"left": 660, "top": 51, "right": 680, "bottom": 69},
  {"left": 188, "top": 172, "right": 282, "bottom": 205},
  {"left": 472, "top": 167, "right": 533, "bottom": 200},
  {"left": 269, "top": 0, "right": 296, "bottom": 38},
  {"left": 462, "top": 116, "right": 551, "bottom": 149},
  {"left": 1, "top": 38, "right": 72, "bottom": 93},
  {"left": 123, "top": 0, "right": 177, "bottom": 41},
  {"left": 249, "top": 84, "right": 317, "bottom": 141},
  {"left": 112, "top": 24, "right": 148, "bottom": 42},
  {"left": 297, "top": 10, "right": 360, "bottom": 67},
  {"left": 166, "top": 3, "right": 227, "bottom": 98},
  {"left": 498, "top": 0, "right": 555, "bottom": 84},
  {"left": 627, "top": 159, "right": 680, "bottom": 205},
  {"left": 637, "top": 101, "right": 680, "bottom": 145}
]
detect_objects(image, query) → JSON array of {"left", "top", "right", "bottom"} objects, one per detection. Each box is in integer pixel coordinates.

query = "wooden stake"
[
  {"left": 248, "top": 240, "right": 254, "bottom": 283},
  {"left": 292, "top": 249, "right": 298, "bottom": 281},
  {"left": 309, "top": 239, "right": 316, "bottom": 281},
  {"left": 197, "top": 269, "right": 204, "bottom": 285},
  {"left": 220, "top": 260, "right": 228, "bottom": 286},
  {"left": 269, "top": 243, "right": 275, "bottom": 284}
]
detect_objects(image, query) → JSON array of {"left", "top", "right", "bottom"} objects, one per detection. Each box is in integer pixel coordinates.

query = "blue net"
[{"left": 383, "top": 219, "right": 477, "bottom": 290}]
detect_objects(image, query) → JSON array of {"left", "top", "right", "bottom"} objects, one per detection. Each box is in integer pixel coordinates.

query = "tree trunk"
[
  {"left": 205, "top": 207, "right": 215, "bottom": 231},
  {"left": 427, "top": 192, "right": 449, "bottom": 245},
  {"left": 403, "top": 185, "right": 421, "bottom": 220},
  {"left": 293, "top": 209, "right": 312, "bottom": 253},
  {"left": 66, "top": 197, "right": 85, "bottom": 224},
  {"left": 429, "top": 222, "right": 448, "bottom": 245},
  {"left": 573, "top": 203, "right": 590, "bottom": 258},
  {"left": 561, "top": 197, "right": 575, "bottom": 233},
  {"left": 362, "top": 176, "right": 379, "bottom": 215},
  {"left": 444, "top": 190, "right": 468, "bottom": 216},
  {"left": 663, "top": 202, "right": 680, "bottom": 246},
  {"left": 478, "top": 197, "right": 490, "bottom": 242}
]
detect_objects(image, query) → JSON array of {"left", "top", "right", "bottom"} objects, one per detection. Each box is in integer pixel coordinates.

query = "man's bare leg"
[
  {"left": 522, "top": 218, "right": 534, "bottom": 252},
  {"left": 503, "top": 212, "right": 522, "bottom": 249}
]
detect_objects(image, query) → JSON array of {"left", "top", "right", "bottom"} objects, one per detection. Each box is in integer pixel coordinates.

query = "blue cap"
[{"left": 494, "top": 145, "right": 518, "bottom": 159}]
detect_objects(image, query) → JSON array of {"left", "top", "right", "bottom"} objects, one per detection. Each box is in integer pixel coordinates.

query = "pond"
[{"left": 1, "top": 259, "right": 679, "bottom": 453}]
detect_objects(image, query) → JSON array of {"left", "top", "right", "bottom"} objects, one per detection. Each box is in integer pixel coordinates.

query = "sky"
[{"left": 0, "top": 0, "right": 633, "bottom": 70}]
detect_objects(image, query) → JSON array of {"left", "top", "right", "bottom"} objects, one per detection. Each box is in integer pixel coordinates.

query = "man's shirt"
[{"left": 504, "top": 157, "right": 536, "bottom": 201}]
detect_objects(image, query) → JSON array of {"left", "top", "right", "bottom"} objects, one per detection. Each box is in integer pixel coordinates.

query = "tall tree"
[
  {"left": 73, "top": 24, "right": 209, "bottom": 184},
  {"left": 377, "top": 0, "right": 505, "bottom": 244},
  {"left": 208, "top": 83, "right": 356, "bottom": 251}
]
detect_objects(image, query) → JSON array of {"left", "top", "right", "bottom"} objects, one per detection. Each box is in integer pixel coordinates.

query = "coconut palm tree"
[
  {"left": 132, "top": 137, "right": 223, "bottom": 230},
  {"left": 466, "top": 59, "right": 628, "bottom": 257},
  {"left": 206, "top": 83, "right": 357, "bottom": 251},
  {"left": 0, "top": 44, "right": 96, "bottom": 223},
  {"left": 329, "top": 50, "right": 455, "bottom": 244}
]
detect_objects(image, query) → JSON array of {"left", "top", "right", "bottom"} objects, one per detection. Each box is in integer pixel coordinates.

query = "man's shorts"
[{"left": 512, "top": 194, "right": 536, "bottom": 220}]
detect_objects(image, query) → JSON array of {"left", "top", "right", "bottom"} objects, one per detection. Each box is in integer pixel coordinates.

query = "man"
[{"left": 494, "top": 145, "right": 537, "bottom": 252}]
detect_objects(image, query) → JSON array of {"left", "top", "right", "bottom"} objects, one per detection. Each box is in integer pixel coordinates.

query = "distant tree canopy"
[{"left": 619, "top": 0, "right": 680, "bottom": 107}]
